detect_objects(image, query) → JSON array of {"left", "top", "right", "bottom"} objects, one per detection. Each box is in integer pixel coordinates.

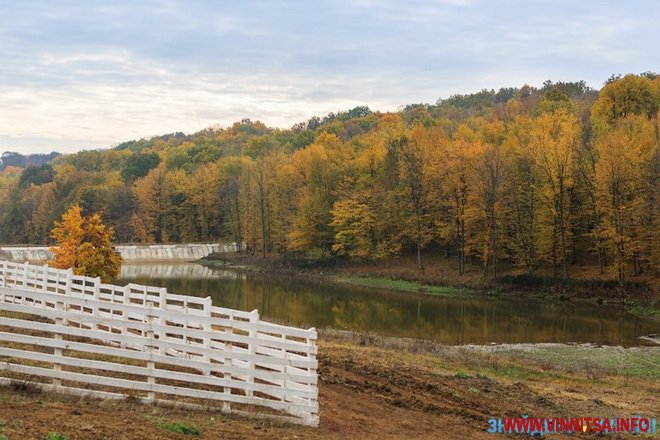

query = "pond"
[{"left": 118, "top": 262, "right": 658, "bottom": 346}]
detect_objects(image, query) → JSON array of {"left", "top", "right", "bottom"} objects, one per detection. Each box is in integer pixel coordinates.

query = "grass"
[
  {"left": 158, "top": 422, "right": 201, "bottom": 436},
  {"left": 628, "top": 303, "right": 660, "bottom": 321},
  {"left": 515, "top": 345, "right": 660, "bottom": 379},
  {"left": 321, "top": 331, "right": 660, "bottom": 383},
  {"left": 44, "top": 433, "right": 68, "bottom": 440},
  {"left": 334, "top": 275, "right": 470, "bottom": 296}
]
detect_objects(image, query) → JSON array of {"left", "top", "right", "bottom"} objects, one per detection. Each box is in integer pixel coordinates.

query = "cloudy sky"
[{"left": 0, "top": 0, "right": 657, "bottom": 154}]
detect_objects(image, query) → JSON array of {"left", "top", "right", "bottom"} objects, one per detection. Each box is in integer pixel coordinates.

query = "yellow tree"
[
  {"left": 594, "top": 115, "right": 656, "bottom": 285},
  {"left": 269, "top": 155, "right": 297, "bottom": 255},
  {"left": 190, "top": 162, "right": 221, "bottom": 241},
  {"left": 330, "top": 128, "right": 390, "bottom": 260},
  {"left": 386, "top": 125, "right": 436, "bottom": 270},
  {"left": 502, "top": 116, "right": 543, "bottom": 275},
  {"left": 528, "top": 110, "right": 579, "bottom": 279},
  {"left": 591, "top": 74, "right": 659, "bottom": 284},
  {"left": 49, "top": 205, "right": 121, "bottom": 282},
  {"left": 330, "top": 193, "right": 375, "bottom": 259},
  {"left": 642, "top": 120, "right": 660, "bottom": 271},
  {"left": 462, "top": 120, "right": 506, "bottom": 279},
  {"left": 472, "top": 142, "right": 505, "bottom": 278},
  {"left": 161, "top": 168, "right": 196, "bottom": 243},
  {"left": 288, "top": 133, "right": 349, "bottom": 254},
  {"left": 217, "top": 156, "right": 252, "bottom": 252},
  {"left": 132, "top": 166, "right": 167, "bottom": 242},
  {"left": 440, "top": 125, "right": 480, "bottom": 275},
  {"left": 591, "top": 74, "right": 660, "bottom": 133}
]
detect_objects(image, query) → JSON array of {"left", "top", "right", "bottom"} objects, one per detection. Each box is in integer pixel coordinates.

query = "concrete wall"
[
  {"left": 0, "top": 243, "right": 237, "bottom": 263},
  {"left": 0, "top": 246, "right": 51, "bottom": 262}
]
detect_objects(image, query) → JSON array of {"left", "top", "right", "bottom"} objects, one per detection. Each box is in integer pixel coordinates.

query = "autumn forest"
[{"left": 1, "top": 73, "right": 658, "bottom": 286}]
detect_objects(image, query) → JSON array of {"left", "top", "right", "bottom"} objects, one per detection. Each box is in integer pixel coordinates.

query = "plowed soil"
[{"left": 0, "top": 339, "right": 657, "bottom": 439}]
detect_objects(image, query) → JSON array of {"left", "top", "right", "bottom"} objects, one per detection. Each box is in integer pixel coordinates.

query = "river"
[{"left": 118, "top": 262, "right": 658, "bottom": 346}]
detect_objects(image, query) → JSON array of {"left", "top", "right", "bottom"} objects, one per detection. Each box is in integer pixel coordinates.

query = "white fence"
[{"left": 0, "top": 260, "right": 318, "bottom": 426}]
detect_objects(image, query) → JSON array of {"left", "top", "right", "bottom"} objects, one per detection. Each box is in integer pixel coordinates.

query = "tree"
[
  {"left": 386, "top": 126, "right": 436, "bottom": 270},
  {"left": 473, "top": 142, "right": 504, "bottom": 278},
  {"left": 49, "top": 205, "right": 121, "bottom": 283},
  {"left": 132, "top": 166, "right": 167, "bottom": 242},
  {"left": 331, "top": 192, "right": 376, "bottom": 259},
  {"left": 528, "top": 110, "right": 579, "bottom": 279},
  {"left": 121, "top": 152, "right": 160, "bottom": 182},
  {"left": 591, "top": 74, "right": 659, "bottom": 132},
  {"left": 593, "top": 115, "right": 656, "bottom": 285},
  {"left": 19, "top": 164, "right": 55, "bottom": 188},
  {"left": 439, "top": 127, "right": 480, "bottom": 275},
  {"left": 503, "top": 117, "right": 542, "bottom": 276},
  {"left": 591, "top": 74, "right": 659, "bottom": 285},
  {"left": 288, "top": 134, "right": 348, "bottom": 254}
]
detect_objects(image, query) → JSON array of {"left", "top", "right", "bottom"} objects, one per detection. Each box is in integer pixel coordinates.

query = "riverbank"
[
  {"left": 1, "top": 333, "right": 657, "bottom": 439},
  {"left": 201, "top": 252, "right": 660, "bottom": 319}
]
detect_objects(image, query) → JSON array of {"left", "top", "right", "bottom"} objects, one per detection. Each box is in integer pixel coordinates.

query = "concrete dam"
[{"left": 0, "top": 243, "right": 237, "bottom": 263}]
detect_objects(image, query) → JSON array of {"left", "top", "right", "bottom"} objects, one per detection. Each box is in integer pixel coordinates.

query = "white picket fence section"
[{"left": 0, "top": 260, "right": 318, "bottom": 426}]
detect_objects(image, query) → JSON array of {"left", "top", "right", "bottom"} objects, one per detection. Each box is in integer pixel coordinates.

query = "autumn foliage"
[
  {"left": 49, "top": 205, "right": 121, "bottom": 282},
  {"left": 1, "top": 75, "right": 658, "bottom": 287}
]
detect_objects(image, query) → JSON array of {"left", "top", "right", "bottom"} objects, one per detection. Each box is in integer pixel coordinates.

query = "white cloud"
[{"left": 0, "top": 54, "right": 399, "bottom": 153}]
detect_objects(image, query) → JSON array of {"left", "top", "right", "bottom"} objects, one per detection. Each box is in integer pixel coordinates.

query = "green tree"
[{"left": 121, "top": 152, "right": 160, "bottom": 182}]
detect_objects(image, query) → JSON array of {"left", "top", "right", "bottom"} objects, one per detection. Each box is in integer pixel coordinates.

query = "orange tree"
[{"left": 49, "top": 205, "right": 121, "bottom": 282}]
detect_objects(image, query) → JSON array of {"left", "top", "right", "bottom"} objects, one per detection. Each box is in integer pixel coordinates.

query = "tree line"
[{"left": 0, "top": 74, "right": 658, "bottom": 285}]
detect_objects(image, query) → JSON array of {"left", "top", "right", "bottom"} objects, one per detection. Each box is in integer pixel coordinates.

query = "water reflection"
[
  {"left": 119, "top": 263, "right": 246, "bottom": 280},
  {"left": 119, "top": 263, "right": 658, "bottom": 346}
]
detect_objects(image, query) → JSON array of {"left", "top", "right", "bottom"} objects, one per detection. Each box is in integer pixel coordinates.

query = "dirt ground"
[{"left": 0, "top": 338, "right": 658, "bottom": 440}]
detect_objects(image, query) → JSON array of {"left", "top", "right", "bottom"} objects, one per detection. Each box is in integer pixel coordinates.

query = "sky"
[{"left": 0, "top": 0, "right": 658, "bottom": 154}]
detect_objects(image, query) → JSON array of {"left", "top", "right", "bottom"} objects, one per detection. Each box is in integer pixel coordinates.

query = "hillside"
[{"left": 0, "top": 74, "right": 658, "bottom": 290}]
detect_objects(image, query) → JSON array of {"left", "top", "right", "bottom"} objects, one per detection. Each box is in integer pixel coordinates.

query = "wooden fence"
[{"left": 0, "top": 260, "right": 318, "bottom": 427}]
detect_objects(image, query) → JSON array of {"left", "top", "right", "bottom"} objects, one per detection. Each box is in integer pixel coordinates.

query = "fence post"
[
  {"left": 53, "top": 300, "right": 64, "bottom": 388},
  {"left": 65, "top": 268, "right": 73, "bottom": 295},
  {"left": 22, "top": 261, "right": 29, "bottom": 289},
  {"left": 202, "top": 297, "right": 212, "bottom": 377},
  {"left": 91, "top": 277, "right": 101, "bottom": 331},
  {"left": 281, "top": 331, "right": 288, "bottom": 405},
  {"left": 120, "top": 284, "right": 130, "bottom": 349},
  {"left": 146, "top": 302, "right": 156, "bottom": 403},
  {"left": 246, "top": 309, "right": 259, "bottom": 398},
  {"left": 223, "top": 310, "right": 233, "bottom": 413},
  {"left": 93, "top": 277, "right": 100, "bottom": 297},
  {"left": 42, "top": 264, "right": 49, "bottom": 292},
  {"left": 158, "top": 288, "right": 167, "bottom": 354},
  {"left": 307, "top": 328, "right": 319, "bottom": 427}
]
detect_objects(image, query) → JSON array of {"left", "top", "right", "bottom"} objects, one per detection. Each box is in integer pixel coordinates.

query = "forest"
[{"left": 0, "top": 73, "right": 658, "bottom": 286}]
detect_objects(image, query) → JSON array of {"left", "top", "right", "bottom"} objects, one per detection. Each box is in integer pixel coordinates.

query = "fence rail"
[{"left": 0, "top": 260, "right": 319, "bottom": 426}]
